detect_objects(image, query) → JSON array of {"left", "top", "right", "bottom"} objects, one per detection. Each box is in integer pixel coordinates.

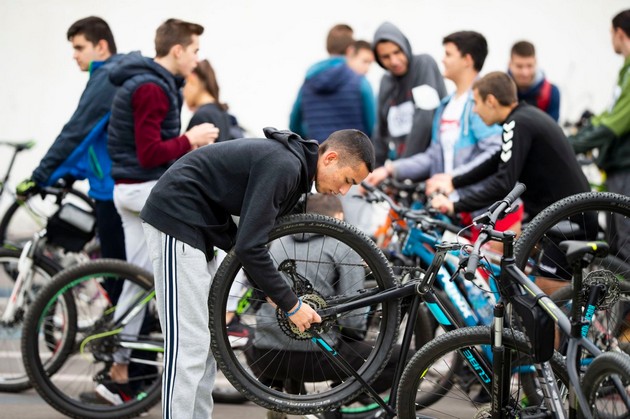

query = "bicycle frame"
[
  {"left": 1, "top": 231, "right": 46, "bottom": 323},
  {"left": 314, "top": 241, "right": 494, "bottom": 417},
  {"left": 472, "top": 226, "right": 630, "bottom": 419}
]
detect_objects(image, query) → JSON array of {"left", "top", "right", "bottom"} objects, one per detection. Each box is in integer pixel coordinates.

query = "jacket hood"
[
  {"left": 508, "top": 68, "right": 546, "bottom": 95},
  {"left": 305, "top": 62, "right": 353, "bottom": 93},
  {"left": 262, "top": 127, "right": 319, "bottom": 185},
  {"left": 372, "top": 22, "right": 412, "bottom": 70},
  {"left": 109, "top": 51, "right": 184, "bottom": 90}
]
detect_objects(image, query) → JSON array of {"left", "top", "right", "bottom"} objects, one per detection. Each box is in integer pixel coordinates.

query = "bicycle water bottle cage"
[{"left": 511, "top": 293, "right": 554, "bottom": 363}]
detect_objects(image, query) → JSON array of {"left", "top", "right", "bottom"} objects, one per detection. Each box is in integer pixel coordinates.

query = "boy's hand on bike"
[
  {"left": 363, "top": 166, "right": 391, "bottom": 188},
  {"left": 288, "top": 301, "right": 321, "bottom": 333},
  {"left": 430, "top": 193, "right": 455, "bottom": 215},
  {"left": 426, "top": 173, "right": 454, "bottom": 195},
  {"left": 15, "top": 178, "right": 39, "bottom": 201}
]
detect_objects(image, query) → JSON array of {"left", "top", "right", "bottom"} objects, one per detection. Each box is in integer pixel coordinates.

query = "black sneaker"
[{"left": 95, "top": 378, "right": 135, "bottom": 405}]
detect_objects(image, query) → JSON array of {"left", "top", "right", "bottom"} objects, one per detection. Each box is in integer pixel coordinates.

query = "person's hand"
[
  {"left": 185, "top": 123, "right": 220, "bottom": 149},
  {"left": 287, "top": 299, "right": 321, "bottom": 333},
  {"left": 15, "top": 178, "right": 39, "bottom": 201},
  {"left": 363, "top": 166, "right": 390, "bottom": 187},
  {"left": 426, "top": 173, "right": 454, "bottom": 195},
  {"left": 430, "top": 193, "right": 455, "bottom": 215}
]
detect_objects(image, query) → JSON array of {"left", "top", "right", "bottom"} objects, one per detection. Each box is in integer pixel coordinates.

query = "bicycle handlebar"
[
  {"left": 360, "top": 181, "right": 462, "bottom": 234},
  {"left": 463, "top": 182, "right": 526, "bottom": 280}
]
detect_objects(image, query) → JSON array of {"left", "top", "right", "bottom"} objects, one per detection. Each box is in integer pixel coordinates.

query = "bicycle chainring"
[{"left": 277, "top": 292, "right": 328, "bottom": 340}]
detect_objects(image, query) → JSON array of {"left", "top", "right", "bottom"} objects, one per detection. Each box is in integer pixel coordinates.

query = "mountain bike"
[
  {"left": 202, "top": 184, "right": 579, "bottom": 418},
  {"left": 20, "top": 256, "right": 253, "bottom": 418},
  {"left": 514, "top": 191, "right": 630, "bottom": 356},
  {"left": 0, "top": 184, "right": 97, "bottom": 392},
  {"left": 397, "top": 184, "right": 630, "bottom": 418}
]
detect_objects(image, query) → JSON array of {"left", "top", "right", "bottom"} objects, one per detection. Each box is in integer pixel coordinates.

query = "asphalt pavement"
[{"left": 0, "top": 388, "right": 478, "bottom": 418}]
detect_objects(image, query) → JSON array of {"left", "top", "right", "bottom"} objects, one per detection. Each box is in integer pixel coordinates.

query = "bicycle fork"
[{"left": 1, "top": 233, "right": 42, "bottom": 323}]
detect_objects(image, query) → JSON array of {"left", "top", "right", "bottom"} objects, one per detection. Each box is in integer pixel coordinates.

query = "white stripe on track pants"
[{"left": 143, "top": 222, "right": 218, "bottom": 419}]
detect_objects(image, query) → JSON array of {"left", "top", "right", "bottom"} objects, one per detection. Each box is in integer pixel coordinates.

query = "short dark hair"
[
  {"left": 473, "top": 71, "right": 518, "bottom": 106},
  {"left": 511, "top": 40, "right": 536, "bottom": 58},
  {"left": 67, "top": 16, "right": 117, "bottom": 55},
  {"left": 442, "top": 31, "right": 488, "bottom": 72},
  {"left": 613, "top": 9, "right": 630, "bottom": 37},
  {"left": 193, "top": 59, "right": 228, "bottom": 111},
  {"left": 306, "top": 194, "right": 344, "bottom": 218},
  {"left": 320, "top": 129, "right": 375, "bottom": 173},
  {"left": 351, "top": 40, "right": 372, "bottom": 54},
  {"left": 155, "top": 18, "right": 204, "bottom": 58},
  {"left": 326, "top": 24, "right": 354, "bottom": 55}
]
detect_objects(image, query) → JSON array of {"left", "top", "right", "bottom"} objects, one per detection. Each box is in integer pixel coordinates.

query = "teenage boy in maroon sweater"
[{"left": 96, "top": 18, "right": 218, "bottom": 405}]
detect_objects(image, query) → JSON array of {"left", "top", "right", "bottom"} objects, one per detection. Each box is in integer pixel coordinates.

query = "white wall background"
[{"left": 0, "top": 0, "right": 628, "bottom": 198}]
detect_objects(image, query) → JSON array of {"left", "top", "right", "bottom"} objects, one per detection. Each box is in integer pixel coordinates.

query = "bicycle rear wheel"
[
  {"left": 515, "top": 192, "right": 630, "bottom": 282},
  {"left": 396, "top": 326, "right": 570, "bottom": 419},
  {"left": 209, "top": 213, "right": 400, "bottom": 415},
  {"left": 580, "top": 351, "right": 630, "bottom": 418},
  {"left": 0, "top": 247, "right": 61, "bottom": 391},
  {"left": 551, "top": 281, "right": 630, "bottom": 357},
  {"left": 21, "top": 259, "right": 161, "bottom": 419}
]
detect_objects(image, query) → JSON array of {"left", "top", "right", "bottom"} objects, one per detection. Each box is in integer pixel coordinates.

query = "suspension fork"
[{"left": 2, "top": 232, "right": 45, "bottom": 322}]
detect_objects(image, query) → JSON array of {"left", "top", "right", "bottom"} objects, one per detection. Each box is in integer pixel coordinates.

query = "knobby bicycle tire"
[
  {"left": 397, "top": 326, "right": 569, "bottom": 419},
  {"left": 408, "top": 289, "right": 466, "bottom": 409},
  {"left": 0, "top": 247, "right": 61, "bottom": 392},
  {"left": 514, "top": 192, "right": 630, "bottom": 280},
  {"left": 580, "top": 351, "right": 630, "bottom": 419},
  {"left": 209, "top": 213, "right": 400, "bottom": 415},
  {"left": 21, "top": 259, "right": 161, "bottom": 419}
]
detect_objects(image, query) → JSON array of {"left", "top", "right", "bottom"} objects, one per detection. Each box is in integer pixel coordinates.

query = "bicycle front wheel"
[
  {"left": 580, "top": 351, "right": 630, "bottom": 418},
  {"left": 0, "top": 247, "right": 61, "bottom": 391},
  {"left": 21, "top": 259, "right": 161, "bottom": 419},
  {"left": 397, "top": 326, "right": 569, "bottom": 419},
  {"left": 209, "top": 213, "right": 400, "bottom": 415},
  {"left": 515, "top": 192, "right": 630, "bottom": 281}
]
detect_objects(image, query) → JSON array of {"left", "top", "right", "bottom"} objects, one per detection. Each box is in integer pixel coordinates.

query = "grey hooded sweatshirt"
[{"left": 372, "top": 22, "right": 447, "bottom": 166}]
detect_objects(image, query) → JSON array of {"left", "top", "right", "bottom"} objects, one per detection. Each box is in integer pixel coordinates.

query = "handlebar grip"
[
  {"left": 464, "top": 251, "right": 480, "bottom": 281},
  {"left": 360, "top": 181, "right": 376, "bottom": 193},
  {"left": 504, "top": 182, "right": 527, "bottom": 206}
]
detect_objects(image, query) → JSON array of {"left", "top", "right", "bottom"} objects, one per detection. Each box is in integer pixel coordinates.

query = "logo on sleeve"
[{"left": 501, "top": 120, "right": 516, "bottom": 162}]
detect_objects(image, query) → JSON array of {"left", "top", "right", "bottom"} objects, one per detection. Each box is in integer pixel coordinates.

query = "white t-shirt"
[{"left": 438, "top": 93, "right": 468, "bottom": 173}]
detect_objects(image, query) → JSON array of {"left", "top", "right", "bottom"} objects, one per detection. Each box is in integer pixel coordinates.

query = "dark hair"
[
  {"left": 155, "top": 18, "right": 204, "bottom": 58},
  {"left": 442, "top": 31, "right": 488, "bottom": 72},
  {"left": 192, "top": 59, "right": 228, "bottom": 111},
  {"left": 326, "top": 24, "right": 354, "bottom": 55},
  {"left": 510, "top": 40, "right": 536, "bottom": 58},
  {"left": 351, "top": 39, "right": 372, "bottom": 54},
  {"left": 473, "top": 71, "right": 518, "bottom": 106},
  {"left": 320, "top": 129, "right": 375, "bottom": 172},
  {"left": 613, "top": 9, "right": 630, "bottom": 37},
  {"left": 306, "top": 194, "right": 344, "bottom": 218},
  {"left": 67, "top": 16, "right": 117, "bottom": 55}
]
